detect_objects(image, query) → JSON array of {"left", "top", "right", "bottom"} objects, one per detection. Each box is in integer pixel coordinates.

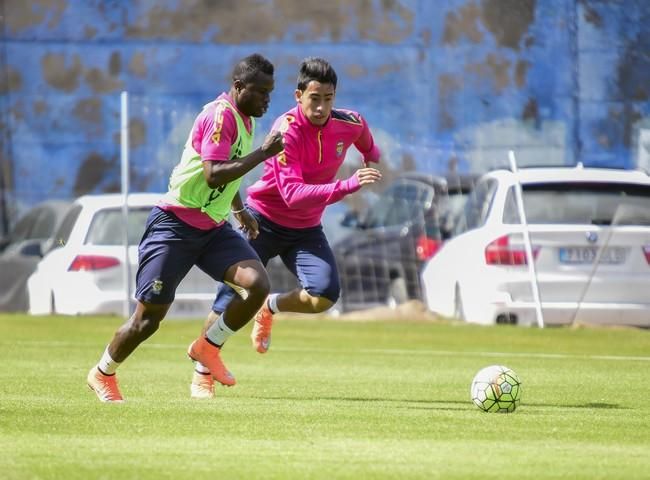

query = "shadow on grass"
[
  {"left": 246, "top": 394, "right": 470, "bottom": 410},
  {"left": 244, "top": 395, "right": 625, "bottom": 411},
  {"left": 524, "top": 401, "right": 625, "bottom": 410}
]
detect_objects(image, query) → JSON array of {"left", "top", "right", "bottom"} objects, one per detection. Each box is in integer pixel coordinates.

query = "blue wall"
[{"left": 1, "top": 0, "right": 649, "bottom": 229}]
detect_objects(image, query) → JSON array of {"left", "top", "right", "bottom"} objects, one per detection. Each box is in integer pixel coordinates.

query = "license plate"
[{"left": 558, "top": 246, "right": 627, "bottom": 265}]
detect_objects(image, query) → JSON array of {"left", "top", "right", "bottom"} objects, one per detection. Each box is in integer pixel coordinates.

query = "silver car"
[
  {"left": 27, "top": 193, "right": 216, "bottom": 317},
  {"left": 421, "top": 166, "right": 650, "bottom": 327}
]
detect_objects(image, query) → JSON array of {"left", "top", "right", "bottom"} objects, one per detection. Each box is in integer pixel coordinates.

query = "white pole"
[
  {"left": 508, "top": 150, "right": 545, "bottom": 328},
  {"left": 120, "top": 91, "right": 131, "bottom": 318}
]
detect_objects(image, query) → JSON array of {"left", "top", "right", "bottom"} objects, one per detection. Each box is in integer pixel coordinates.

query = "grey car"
[{"left": 0, "top": 200, "right": 73, "bottom": 312}]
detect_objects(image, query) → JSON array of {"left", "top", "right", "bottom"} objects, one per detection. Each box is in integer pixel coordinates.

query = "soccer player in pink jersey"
[
  {"left": 192, "top": 57, "right": 382, "bottom": 398},
  {"left": 87, "top": 54, "right": 284, "bottom": 402}
]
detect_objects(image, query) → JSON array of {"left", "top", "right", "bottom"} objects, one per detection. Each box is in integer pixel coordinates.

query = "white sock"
[
  {"left": 205, "top": 314, "right": 234, "bottom": 347},
  {"left": 268, "top": 293, "right": 280, "bottom": 314},
  {"left": 195, "top": 362, "right": 210, "bottom": 374},
  {"left": 97, "top": 346, "right": 120, "bottom": 375}
]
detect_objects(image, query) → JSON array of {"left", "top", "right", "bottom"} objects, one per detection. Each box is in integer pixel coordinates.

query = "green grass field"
[{"left": 1, "top": 313, "right": 649, "bottom": 479}]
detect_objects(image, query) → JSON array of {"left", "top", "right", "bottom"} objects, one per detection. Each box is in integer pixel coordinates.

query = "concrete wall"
[{"left": 1, "top": 0, "right": 649, "bottom": 229}]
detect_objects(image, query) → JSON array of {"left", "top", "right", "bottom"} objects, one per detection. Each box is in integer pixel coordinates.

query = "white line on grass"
[{"left": 8, "top": 340, "right": 650, "bottom": 362}]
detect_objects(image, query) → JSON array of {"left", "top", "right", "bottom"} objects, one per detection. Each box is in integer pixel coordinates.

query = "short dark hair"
[
  {"left": 232, "top": 53, "right": 274, "bottom": 84},
  {"left": 296, "top": 57, "right": 337, "bottom": 91}
]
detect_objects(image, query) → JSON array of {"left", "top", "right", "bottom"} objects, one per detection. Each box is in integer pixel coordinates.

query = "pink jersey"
[
  {"left": 247, "top": 105, "right": 380, "bottom": 228},
  {"left": 159, "top": 93, "right": 253, "bottom": 230}
]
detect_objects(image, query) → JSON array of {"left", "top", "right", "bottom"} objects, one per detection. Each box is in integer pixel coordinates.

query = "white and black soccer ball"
[{"left": 470, "top": 365, "right": 522, "bottom": 413}]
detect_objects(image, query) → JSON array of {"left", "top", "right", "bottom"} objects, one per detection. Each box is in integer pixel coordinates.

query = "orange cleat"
[
  {"left": 251, "top": 302, "right": 273, "bottom": 354},
  {"left": 187, "top": 337, "right": 236, "bottom": 386},
  {"left": 190, "top": 370, "right": 215, "bottom": 399},
  {"left": 87, "top": 366, "right": 124, "bottom": 403}
]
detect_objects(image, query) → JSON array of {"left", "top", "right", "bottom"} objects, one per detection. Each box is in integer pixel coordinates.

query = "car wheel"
[
  {"left": 454, "top": 284, "right": 465, "bottom": 321},
  {"left": 387, "top": 277, "right": 408, "bottom": 308}
]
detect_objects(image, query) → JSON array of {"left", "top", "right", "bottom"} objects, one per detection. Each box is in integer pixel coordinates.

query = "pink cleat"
[
  {"left": 251, "top": 302, "right": 273, "bottom": 354},
  {"left": 87, "top": 366, "right": 124, "bottom": 403},
  {"left": 187, "top": 337, "right": 236, "bottom": 387}
]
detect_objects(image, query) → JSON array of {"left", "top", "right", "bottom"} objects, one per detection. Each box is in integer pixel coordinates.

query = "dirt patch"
[{"left": 276, "top": 300, "right": 445, "bottom": 323}]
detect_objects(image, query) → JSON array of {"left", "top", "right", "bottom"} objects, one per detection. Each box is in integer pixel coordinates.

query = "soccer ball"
[{"left": 470, "top": 365, "right": 522, "bottom": 413}]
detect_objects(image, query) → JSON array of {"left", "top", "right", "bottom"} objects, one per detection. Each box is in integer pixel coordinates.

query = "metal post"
[
  {"left": 508, "top": 150, "right": 545, "bottom": 328},
  {"left": 120, "top": 91, "right": 131, "bottom": 318}
]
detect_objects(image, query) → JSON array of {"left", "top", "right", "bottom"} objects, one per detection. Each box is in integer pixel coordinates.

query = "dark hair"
[
  {"left": 232, "top": 53, "right": 274, "bottom": 84},
  {"left": 296, "top": 57, "right": 337, "bottom": 91}
]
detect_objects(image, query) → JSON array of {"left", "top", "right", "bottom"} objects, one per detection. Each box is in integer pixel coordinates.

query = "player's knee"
[
  {"left": 138, "top": 317, "right": 160, "bottom": 337},
  {"left": 248, "top": 270, "right": 270, "bottom": 301},
  {"left": 131, "top": 306, "right": 166, "bottom": 337}
]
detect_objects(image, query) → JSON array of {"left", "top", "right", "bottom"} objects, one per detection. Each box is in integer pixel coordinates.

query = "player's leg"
[
  {"left": 251, "top": 226, "right": 340, "bottom": 353},
  {"left": 190, "top": 209, "right": 281, "bottom": 396},
  {"left": 188, "top": 223, "right": 270, "bottom": 387},
  {"left": 210, "top": 208, "right": 286, "bottom": 357},
  {"left": 87, "top": 208, "right": 197, "bottom": 402},
  {"left": 277, "top": 227, "right": 340, "bottom": 314}
]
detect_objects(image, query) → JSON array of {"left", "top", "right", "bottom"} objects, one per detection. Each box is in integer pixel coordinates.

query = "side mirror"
[{"left": 19, "top": 239, "right": 44, "bottom": 257}]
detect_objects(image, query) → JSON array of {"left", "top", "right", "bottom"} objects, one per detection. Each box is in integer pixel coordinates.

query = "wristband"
[{"left": 231, "top": 207, "right": 246, "bottom": 214}]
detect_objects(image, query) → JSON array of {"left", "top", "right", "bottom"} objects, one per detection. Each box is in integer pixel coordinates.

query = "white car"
[
  {"left": 421, "top": 166, "right": 650, "bottom": 327},
  {"left": 28, "top": 193, "right": 217, "bottom": 317}
]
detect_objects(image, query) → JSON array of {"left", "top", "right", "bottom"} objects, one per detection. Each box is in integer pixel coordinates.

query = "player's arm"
[
  {"left": 353, "top": 114, "right": 381, "bottom": 166},
  {"left": 231, "top": 191, "right": 245, "bottom": 212},
  {"left": 200, "top": 109, "right": 282, "bottom": 189},
  {"left": 231, "top": 191, "right": 259, "bottom": 239},
  {"left": 273, "top": 133, "right": 380, "bottom": 208},
  {"left": 203, "top": 131, "right": 283, "bottom": 189}
]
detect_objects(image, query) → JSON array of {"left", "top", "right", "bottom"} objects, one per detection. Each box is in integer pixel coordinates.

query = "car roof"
[
  {"left": 73, "top": 192, "right": 163, "bottom": 209},
  {"left": 484, "top": 166, "right": 650, "bottom": 186},
  {"left": 397, "top": 172, "right": 478, "bottom": 192}
]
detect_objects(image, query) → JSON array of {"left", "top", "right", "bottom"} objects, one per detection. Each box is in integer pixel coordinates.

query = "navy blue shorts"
[
  {"left": 135, "top": 207, "right": 261, "bottom": 305},
  {"left": 212, "top": 206, "right": 340, "bottom": 311}
]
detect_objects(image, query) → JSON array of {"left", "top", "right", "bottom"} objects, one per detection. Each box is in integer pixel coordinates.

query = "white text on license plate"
[{"left": 559, "top": 247, "right": 626, "bottom": 264}]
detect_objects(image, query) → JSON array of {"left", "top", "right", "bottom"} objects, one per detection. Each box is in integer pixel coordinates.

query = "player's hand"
[
  {"left": 355, "top": 167, "right": 382, "bottom": 186},
  {"left": 261, "top": 130, "right": 284, "bottom": 158},
  {"left": 233, "top": 209, "right": 259, "bottom": 239}
]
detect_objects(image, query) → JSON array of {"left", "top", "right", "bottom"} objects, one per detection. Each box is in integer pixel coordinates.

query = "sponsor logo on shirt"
[
  {"left": 336, "top": 141, "right": 344, "bottom": 157},
  {"left": 278, "top": 114, "right": 295, "bottom": 133},
  {"left": 211, "top": 102, "right": 226, "bottom": 145}
]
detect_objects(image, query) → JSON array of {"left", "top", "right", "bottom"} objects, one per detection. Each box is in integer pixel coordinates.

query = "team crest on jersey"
[
  {"left": 152, "top": 279, "right": 163, "bottom": 295},
  {"left": 336, "top": 141, "right": 344, "bottom": 157}
]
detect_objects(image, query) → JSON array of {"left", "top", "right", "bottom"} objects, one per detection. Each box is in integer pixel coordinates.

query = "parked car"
[
  {"left": 328, "top": 172, "right": 476, "bottom": 312},
  {"left": 421, "top": 165, "right": 650, "bottom": 327},
  {"left": 27, "top": 193, "right": 217, "bottom": 317},
  {"left": 0, "top": 200, "right": 73, "bottom": 312}
]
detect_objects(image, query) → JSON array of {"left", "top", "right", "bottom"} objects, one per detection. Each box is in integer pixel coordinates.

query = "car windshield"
[
  {"left": 503, "top": 182, "right": 650, "bottom": 225},
  {"left": 359, "top": 180, "right": 434, "bottom": 229},
  {"left": 85, "top": 207, "right": 152, "bottom": 245}
]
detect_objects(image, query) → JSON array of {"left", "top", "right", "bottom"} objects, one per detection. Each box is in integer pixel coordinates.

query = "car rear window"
[
  {"left": 359, "top": 180, "right": 434, "bottom": 229},
  {"left": 85, "top": 208, "right": 152, "bottom": 245},
  {"left": 503, "top": 182, "right": 650, "bottom": 225}
]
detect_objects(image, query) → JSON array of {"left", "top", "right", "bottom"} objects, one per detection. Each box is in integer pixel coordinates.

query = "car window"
[
  {"left": 359, "top": 180, "right": 434, "bottom": 229},
  {"left": 85, "top": 207, "right": 152, "bottom": 245},
  {"left": 8, "top": 209, "right": 41, "bottom": 244},
  {"left": 30, "top": 207, "right": 59, "bottom": 239},
  {"left": 455, "top": 178, "right": 497, "bottom": 234},
  {"left": 439, "top": 191, "right": 470, "bottom": 237},
  {"left": 502, "top": 182, "right": 650, "bottom": 225}
]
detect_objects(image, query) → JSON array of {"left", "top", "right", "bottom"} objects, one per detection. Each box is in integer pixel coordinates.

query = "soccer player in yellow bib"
[{"left": 87, "top": 53, "right": 283, "bottom": 402}]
